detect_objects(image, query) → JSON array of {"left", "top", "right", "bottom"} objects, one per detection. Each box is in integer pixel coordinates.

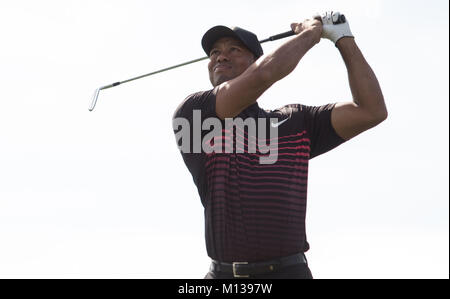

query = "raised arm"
[
  {"left": 319, "top": 12, "right": 388, "bottom": 140},
  {"left": 330, "top": 38, "right": 388, "bottom": 140},
  {"left": 214, "top": 19, "right": 322, "bottom": 120}
]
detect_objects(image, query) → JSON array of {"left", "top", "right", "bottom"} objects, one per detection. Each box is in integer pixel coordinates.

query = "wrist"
[
  {"left": 298, "top": 27, "right": 322, "bottom": 47},
  {"left": 336, "top": 36, "right": 356, "bottom": 51},
  {"left": 337, "top": 38, "right": 364, "bottom": 66}
]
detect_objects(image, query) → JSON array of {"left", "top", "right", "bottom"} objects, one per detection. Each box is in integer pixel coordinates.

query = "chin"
[{"left": 214, "top": 76, "right": 231, "bottom": 86}]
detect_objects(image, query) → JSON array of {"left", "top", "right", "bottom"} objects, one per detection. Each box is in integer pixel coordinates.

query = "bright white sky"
[{"left": 0, "top": 0, "right": 448, "bottom": 278}]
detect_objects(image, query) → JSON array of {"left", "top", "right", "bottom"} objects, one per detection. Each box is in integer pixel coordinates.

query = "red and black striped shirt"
[{"left": 172, "top": 87, "right": 346, "bottom": 262}]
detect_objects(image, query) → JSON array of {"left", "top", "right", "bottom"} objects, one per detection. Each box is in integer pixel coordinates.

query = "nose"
[{"left": 216, "top": 51, "right": 229, "bottom": 63}]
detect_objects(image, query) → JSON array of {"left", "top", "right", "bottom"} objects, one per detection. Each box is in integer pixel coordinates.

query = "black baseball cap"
[{"left": 201, "top": 25, "right": 264, "bottom": 59}]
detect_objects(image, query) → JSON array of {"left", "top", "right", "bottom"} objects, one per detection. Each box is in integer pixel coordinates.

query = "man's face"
[{"left": 208, "top": 37, "right": 256, "bottom": 87}]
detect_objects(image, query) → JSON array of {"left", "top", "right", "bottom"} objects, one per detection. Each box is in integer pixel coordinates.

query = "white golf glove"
[{"left": 318, "top": 11, "right": 354, "bottom": 44}]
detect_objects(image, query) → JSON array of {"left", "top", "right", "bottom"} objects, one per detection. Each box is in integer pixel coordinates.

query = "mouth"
[{"left": 214, "top": 64, "right": 231, "bottom": 72}]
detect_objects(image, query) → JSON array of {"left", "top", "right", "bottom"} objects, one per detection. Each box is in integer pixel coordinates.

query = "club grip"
[
  {"left": 260, "top": 30, "right": 295, "bottom": 43},
  {"left": 334, "top": 14, "right": 346, "bottom": 24}
]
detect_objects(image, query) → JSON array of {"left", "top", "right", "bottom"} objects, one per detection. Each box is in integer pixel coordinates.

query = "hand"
[
  {"left": 318, "top": 11, "right": 354, "bottom": 45},
  {"left": 290, "top": 18, "right": 323, "bottom": 45}
]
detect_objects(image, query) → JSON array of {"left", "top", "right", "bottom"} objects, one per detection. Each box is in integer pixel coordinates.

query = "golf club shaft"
[{"left": 89, "top": 29, "right": 295, "bottom": 111}]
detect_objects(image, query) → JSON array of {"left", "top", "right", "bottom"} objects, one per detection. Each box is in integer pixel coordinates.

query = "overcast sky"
[{"left": 0, "top": 0, "right": 448, "bottom": 278}]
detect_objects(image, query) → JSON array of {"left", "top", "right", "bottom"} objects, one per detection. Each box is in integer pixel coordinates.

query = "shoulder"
[
  {"left": 266, "top": 103, "right": 310, "bottom": 119},
  {"left": 277, "top": 103, "right": 336, "bottom": 114},
  {"left": 173, "top": 88, "right": 218, "bottom": 119},
  {"left": 186, "top": 87, "right": 219, "bottom": 104},
  {"left": 268, "top": 103, "right": 339, "bottom": 133}
]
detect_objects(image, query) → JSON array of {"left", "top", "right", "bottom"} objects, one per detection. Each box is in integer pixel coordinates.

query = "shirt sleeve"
[
  {"left": 172, "top": 87, "right": 219, "bottom": 123},
  {"left": 297, "top": 103, "right": 347, "bottom": 159},
  {"left": 171, "top": 87, "right": 219, "bottom": 205}
]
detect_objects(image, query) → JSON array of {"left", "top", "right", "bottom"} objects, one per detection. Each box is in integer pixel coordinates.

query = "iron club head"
[
  {"left": 88, "top": 29, "right": 295, "bottom": 111},
  {"left": 89, "top": 88, "right": 100, "bottom": 112}
]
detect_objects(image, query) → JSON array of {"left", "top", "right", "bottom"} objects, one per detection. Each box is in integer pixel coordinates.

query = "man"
[{"left": 172, "top": 12, "right": 387, "bottom": 279}]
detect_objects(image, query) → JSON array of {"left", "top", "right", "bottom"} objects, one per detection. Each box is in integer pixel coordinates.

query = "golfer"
[{"left": 172, "top": 12, "right": 387, "bottom": 279}]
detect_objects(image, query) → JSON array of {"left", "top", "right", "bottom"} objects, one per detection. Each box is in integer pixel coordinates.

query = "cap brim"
[{"left": 201, "top": 25, "right": 240, "bottom": 56}]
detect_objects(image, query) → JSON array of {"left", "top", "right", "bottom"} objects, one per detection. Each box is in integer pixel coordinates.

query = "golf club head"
[
  {"left": 89, "top": 88, "right": 100, "bottom": 111},
  {"left": 88, "top": 29, "right": 298, "bottom": 111},
  {"left": 316, "top": 12, "right": 347, "bottom": 25},
  {"left": 335, "top": 14, "right": 346, "bottom": 24}
]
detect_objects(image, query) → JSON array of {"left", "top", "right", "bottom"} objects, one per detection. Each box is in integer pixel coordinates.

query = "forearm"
[
  {"left": 337, "top": 38, "right": 387, "bottom": 118},
  {"left": 257, "top": 29, "right": 319, "bottom": 84}
]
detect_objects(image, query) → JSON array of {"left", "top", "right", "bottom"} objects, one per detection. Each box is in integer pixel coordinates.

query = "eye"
[
  {"left": 210, "top": 49, "right": 219, "bottom": 56},
  {"left": 230, "top": 46, "right": 241, "bottom": 52}
]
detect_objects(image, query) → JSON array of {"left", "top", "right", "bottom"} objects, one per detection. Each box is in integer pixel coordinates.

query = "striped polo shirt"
[{"left": 172, "top": 87, "right": 346, "bottom": 263}]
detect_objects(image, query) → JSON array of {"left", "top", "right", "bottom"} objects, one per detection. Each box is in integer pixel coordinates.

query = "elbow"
[
  {"left": 378, "top": 104, "right": 389, "bottom": 121},
  {"left": 376, "top": 108, "right": 388, "bottom": 122},
  {"left": 382, "top": 110, "right": 388, "bottom": 121},
  {"left": 362, "top": 98, "right": 388, "bottom": 124},
  {"left": 370, "top": 107, "right": 388, "bottom": 126},
  {"left": 374, "top": 95, "right": 388, "bottom": 122}
]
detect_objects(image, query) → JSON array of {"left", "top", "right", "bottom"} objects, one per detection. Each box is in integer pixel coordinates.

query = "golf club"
[{"left": 88, "top": 29, "right": 296, "bottom": 111}]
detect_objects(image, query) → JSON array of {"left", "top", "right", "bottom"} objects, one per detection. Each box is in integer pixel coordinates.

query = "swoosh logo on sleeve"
[{"left": 271, "top": 118, "right": 289, "bottom": 128}]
